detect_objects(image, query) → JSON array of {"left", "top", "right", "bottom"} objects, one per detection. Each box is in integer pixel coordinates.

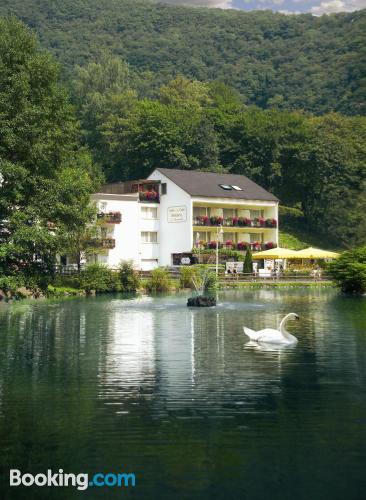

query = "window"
[
  {"left": 141, "top": 207, "right": 158, "bottom": 219},
  {"left": 193, "top": 231, "right": 209, "bottom": 243},
  {"left": 231, "top": 185, "right": 242, "bottom": 191},
  {"left": 141, "top": 231, "right": 158, "bottom": 243},
  {"left": 250, "top": 233, "right": 262, "bottom": 243},
  {"left": 224, "top": 232, "right": 236, "bottom": 243},
  {"left": 161, "top": 183, "right": 167, "bottom": 195},
  {"left": 223, "top": 208, "right": 236, "bottom": 219},
  {"left": 250, "top": 210, "right": 263, "bottom": 219},
  {"left": 193, "top": 206, "right": 209, "bottom": 217},
  {"left": 219, "top": 184, "right": 232, "bottom": 190}
]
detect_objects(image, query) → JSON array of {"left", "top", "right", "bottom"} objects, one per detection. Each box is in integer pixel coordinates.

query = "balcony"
[
  {"left": 193, "top": 216, "right": 277, "bottom": 228},
  {"left": 91, "top": 238, "right": 116, "bottom": 250},
  {"left": 195, "top": 241, "right": 277, "bottom": 252},
  {"left": 97, "top": 212, "right": 122, "bottom": 224},
  {"left": 139, "top": 190, "right": 160, "bottom": 203},
  {"left": 101, "top": 238, "right": 116, "bottom": 249}
]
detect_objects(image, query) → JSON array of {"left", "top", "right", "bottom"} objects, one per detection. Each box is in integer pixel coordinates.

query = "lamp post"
[
  {"left": 196, "top": 232, "right": 200, "bottom": 264},
  {"left": 216, "top": 225, "right": 223, "bottom": 277}
]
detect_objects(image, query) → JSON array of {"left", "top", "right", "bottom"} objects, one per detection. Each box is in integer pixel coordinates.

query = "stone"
[{"left": 187, "top": 295, "right": 216, "bottom": 307}]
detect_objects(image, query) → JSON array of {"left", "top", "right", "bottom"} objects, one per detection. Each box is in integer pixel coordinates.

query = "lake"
[{"left": 0, "top": 289, "right": 365, "bottom": 499}]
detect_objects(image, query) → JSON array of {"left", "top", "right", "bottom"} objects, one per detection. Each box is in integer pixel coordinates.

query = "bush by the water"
[
  {"left": 118, "top": 261, "right": 140, "bottom": 292},
  {"left": 144, "top": 268, "right": 173, "bottom": 292},
  {"left": 327, "top": 247, "right": 366, "bottom": 295},
  {"left": 47, "top": 285, "right": 84, "bottom": 297},
  {"left": 78, "top": 264, "right": 120, "bottom": 293}
]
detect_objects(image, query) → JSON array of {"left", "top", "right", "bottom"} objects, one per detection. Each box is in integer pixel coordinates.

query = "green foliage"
[
  {"left": 0, "top": 275, "right": 23, "bottom": 294},
  {"left": 78, "top": 264, "right": 119, "bottom": 293},
  {"left": 144, "top": 268, "right": 173, "bottom": 293},
  {"left": 0, "top": 17, "right": 98, "bottom": 281},
  {"left": 203, "top": 271, "right": 218, "bottom": 291},
  {"left": 47, "top": 285, "right": 84, "bottom": 297},
  {"left": 243, "top": 249, "right": 253, "bottom": 274},
  {"left": 118, "top": 260, "right": 141, "bottom": 292},
  {"left": 179, "top": 266, "right": 197, "bottom": 289},
  {"left": 1, "top": 1, "right": 365, "bottom": 115},
  {"left": 327, "top": 247, "right": 366, "bottom": 295},
  {"left": 279, "top": 232, "right": 308, "bottom": 251},
  {"left": 193, "top": 248, "right": 245, "bottom": 262}
]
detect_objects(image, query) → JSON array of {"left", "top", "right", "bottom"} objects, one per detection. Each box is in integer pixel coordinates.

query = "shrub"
[
  {"left": 243, "top": 249, "right": 253, "bottom": 274},
  {"left": 327, "top": 247, "right": 366, "bottom": 294},
  {"left": 144, "top": 267, "right": 173, "bottom": 292},
  {"left": 0, "top": 275, "right": 23, "bottom": 295},
  {"left": 78, "top": 263, "right": 120, "bottom": 293},
  {"left": 203, "top": 271, "right": 218, "bottom": 291},
  {"left": 118, "top": 260, "right": 141, "bottom": 292},
  {"left": 47, "top": 285, "right": 83, "bottom": 297},
  {"left": 179, "top": 266, "right": 197, "bottom": 289}
]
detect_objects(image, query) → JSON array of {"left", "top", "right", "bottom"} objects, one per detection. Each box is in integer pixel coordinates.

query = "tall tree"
[{"left": 0, "top": 17, "right": 99, "bottom": 279}]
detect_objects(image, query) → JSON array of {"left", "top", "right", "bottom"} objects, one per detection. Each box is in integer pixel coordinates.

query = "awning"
[
  {"left": 252, "top": 247, "right": 300, "bottom": 259},
  {"left": 292, "top": 247, "right": 340, "bottom": 259}
]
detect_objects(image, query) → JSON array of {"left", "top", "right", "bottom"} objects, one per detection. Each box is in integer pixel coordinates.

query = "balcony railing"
[
  {"left": 194, "top": 241, "right": 277, "bottom": 251},
  {"left": 139, "top": 190, "right": 160, "bottom": 203},
  {"left": 97, "top": 212, "right": 122, "bottom": 224},
  {"left": 91, "top": 238, "right": 116, "bottom": 250},
  {"left": 193, "top": 216, "right": 277, "bottom": 228}
]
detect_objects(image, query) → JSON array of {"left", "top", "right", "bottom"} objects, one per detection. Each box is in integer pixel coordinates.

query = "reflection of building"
[
  {"left": 91, "top": 168, "right": 279, "bottom": 270},
  {"left": 99, "top": 301, "right": 156, "bottom": 397}
]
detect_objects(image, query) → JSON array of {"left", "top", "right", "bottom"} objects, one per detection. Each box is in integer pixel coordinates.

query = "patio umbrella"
[
  {"left": 252, "top": 247, "right": 300, "bottom": 259},
  {"left": 292, "top": 247, "right": 340, "bottom": 259}
]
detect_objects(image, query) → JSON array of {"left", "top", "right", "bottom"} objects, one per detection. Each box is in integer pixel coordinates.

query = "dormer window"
[
  {"left": 219, "top": 184, "right": 232, "bottom": 190},
  {"left": 231, "top": 185, "right": 242, "bottom": 191}
]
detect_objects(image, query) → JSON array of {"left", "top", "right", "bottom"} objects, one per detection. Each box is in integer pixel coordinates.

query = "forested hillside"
[{"left": 0, "top": 0, "right": 365, "bottom": 115}]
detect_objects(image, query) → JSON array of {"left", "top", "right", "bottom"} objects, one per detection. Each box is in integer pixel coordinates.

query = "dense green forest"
[{"left": 0, "top": 0, "right": 365, "bottom": 115}]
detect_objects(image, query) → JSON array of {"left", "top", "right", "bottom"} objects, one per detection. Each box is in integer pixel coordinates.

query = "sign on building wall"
[{"left": 167, "top": 206, "right": 187, "bottom": 223}]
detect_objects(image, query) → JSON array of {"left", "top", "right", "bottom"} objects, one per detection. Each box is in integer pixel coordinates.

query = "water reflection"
[{"left": 0, "top": 289, "right": 366, "bottom": 499}]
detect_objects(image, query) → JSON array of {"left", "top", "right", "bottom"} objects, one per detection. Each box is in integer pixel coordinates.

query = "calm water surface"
[{"left": 0, "top": 288, "right": 365, "bottom": 499}]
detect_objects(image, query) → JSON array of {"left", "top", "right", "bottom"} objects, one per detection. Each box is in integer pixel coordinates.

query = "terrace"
[{"left": 98, "top": 180, "right": 160, "bottom": 203}]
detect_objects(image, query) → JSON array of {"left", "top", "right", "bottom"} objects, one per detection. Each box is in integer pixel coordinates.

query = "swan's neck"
[{"left": 279, "top": 315, "right": 294, "bottom": 339}]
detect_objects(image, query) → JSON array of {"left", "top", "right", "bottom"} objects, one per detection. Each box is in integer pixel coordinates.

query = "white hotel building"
[{"left": 90, "top": 168, "right": 279, "bottom": 270}]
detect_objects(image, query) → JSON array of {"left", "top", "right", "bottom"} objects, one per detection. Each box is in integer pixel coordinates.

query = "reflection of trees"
[{"left": 0, "top": 289, "right": 365, "bottom": 499}]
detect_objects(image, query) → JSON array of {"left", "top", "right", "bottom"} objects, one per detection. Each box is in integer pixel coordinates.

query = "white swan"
[{"left": 243, "top": 313, "right": 299, "bottom": 345}]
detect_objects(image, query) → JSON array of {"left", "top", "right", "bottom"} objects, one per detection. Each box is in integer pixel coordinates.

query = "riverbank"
[{"left": 0, "top": 279, "right": 334, "bottom": 303}]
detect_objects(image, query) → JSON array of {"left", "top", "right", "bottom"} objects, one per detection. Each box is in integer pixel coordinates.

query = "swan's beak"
[{"left": 295, "top": 314, "right": 300, "bottom": 320}]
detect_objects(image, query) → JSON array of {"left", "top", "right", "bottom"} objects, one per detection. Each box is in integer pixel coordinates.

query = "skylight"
[
  {"left": 231, "top": 185, "right": 242, "bottom": 191},
  {"left": 219, "top": 184, "right": 232, "bottom": 190}
]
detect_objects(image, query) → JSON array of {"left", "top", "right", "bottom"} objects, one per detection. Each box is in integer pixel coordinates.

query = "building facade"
[{"left": 90, "top": 168, "right": 279, "bottom": 270}]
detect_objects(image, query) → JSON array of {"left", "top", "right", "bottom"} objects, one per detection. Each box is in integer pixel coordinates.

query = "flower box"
[
  {"left": 265, "top": 218, "right": 277, "bottom": 228},
  {"left": 265, "top": 241, "right": 276, "bottom": 250},
  {"left": 207, "top": 240, "right": 223, "bottom": 249},
  {"left": 251, "top": 242, "right": 262, "bottom": 251},
  {"left": 195, "top": 215, "right": 209, "bottom": 226},
  {"left": 237, "top": 241, "right": 249, "bottom": 251},
  {"left": 139, "top": 190, "right": 159, "bottom": 202},
  {"left": 97, "top": 211, "right": 122, "bottom": 224},
  {"left": 210, "top": 216, "right": 224, "bottom": 226},
  {"left": 238, "top": 217, "right": 251, "bottom": 227}
]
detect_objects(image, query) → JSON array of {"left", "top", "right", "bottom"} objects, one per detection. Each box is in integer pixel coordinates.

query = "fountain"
[{"left": 186, "top": 265, "right": 216, "bottom": 307}]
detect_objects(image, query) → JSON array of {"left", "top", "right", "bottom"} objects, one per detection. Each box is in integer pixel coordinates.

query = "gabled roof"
[{"left": 155, "top": 168, "right": 279, "bottom": 202}]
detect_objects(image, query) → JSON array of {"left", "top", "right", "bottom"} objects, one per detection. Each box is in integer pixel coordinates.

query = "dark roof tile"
[{"left": 156, "top": 168, "right": 279, "bottom": 202}]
